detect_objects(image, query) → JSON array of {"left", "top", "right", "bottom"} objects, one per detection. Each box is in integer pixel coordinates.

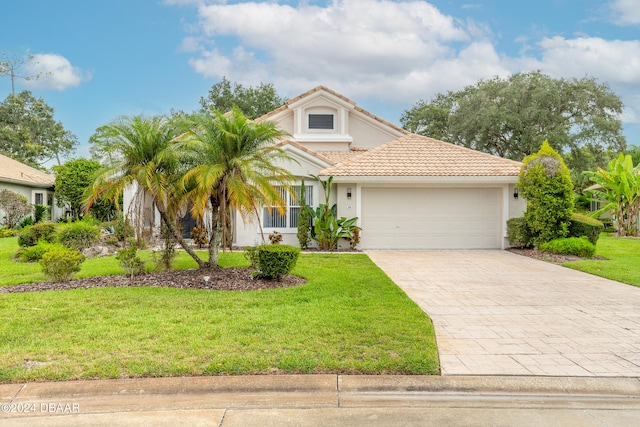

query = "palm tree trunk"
[
  {"left": 208, "top": 205, "right": 223, "bottom": 267},
  {"left": 156, "top": 203, "right": 206, "bottom": 269}
]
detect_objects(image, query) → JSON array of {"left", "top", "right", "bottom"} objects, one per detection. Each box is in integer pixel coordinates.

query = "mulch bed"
[
  {"left": 0, "top": 268, "right": 306, "bottom": 294},
  {"left": 506, "top": 247, "right": 604, "bottom": 264}
]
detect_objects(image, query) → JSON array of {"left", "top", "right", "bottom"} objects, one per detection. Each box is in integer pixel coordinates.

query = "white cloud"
[
  {"left": 173, "top": 0, "right": 640, "bottom": 127},
  {"left": 532, "top": 37, "right": 640, "bottom": 85},
  {"left": 23, "top": 53, "right": 92, "bottom": 90},
  {"left": 182, "top": 0, "right": 484, "bottom": 102},
  {"left": 609, "top": 0, "right": 640, "bottom": 25}
]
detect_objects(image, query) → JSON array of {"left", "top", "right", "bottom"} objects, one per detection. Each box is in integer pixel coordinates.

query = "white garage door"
[{"left": 360, "top": 187, "right": 502, "bottom": 249}]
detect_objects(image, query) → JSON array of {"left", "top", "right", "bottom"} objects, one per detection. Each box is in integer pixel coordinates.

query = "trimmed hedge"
[
  {"left": 568, "top": 213, "right": 603, "bottom": 245},
  {"left": 507, "top": 217, "right": 534, "bottom": 248},
  {"left": 539, "top": 237, "right": 596, "bottom": 258},
  {"left": 244, "top": 244, "right": 300, "bottom": 280},
  {"left": 18, "top": 222, "right": 58, "bottom": 247},
  {"left": 40, "top": 249, "right": 85, "bottom": 282}
]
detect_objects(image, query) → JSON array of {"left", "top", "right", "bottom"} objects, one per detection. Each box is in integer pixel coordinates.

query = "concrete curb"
[{"left": 3, "top": 374, "right": 640, "bottom": 400}]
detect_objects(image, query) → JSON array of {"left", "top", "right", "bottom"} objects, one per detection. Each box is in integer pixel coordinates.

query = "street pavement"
[{"left": 2, "top": 374, "right": 640, "bottom": 426}]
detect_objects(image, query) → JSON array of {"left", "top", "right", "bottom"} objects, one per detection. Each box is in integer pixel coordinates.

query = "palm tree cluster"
[{"left": 84, "top": 107, "right": 293, "bottom": 269}]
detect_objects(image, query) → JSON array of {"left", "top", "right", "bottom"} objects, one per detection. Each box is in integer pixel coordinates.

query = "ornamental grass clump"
[{"left": 56, "top": 220, "right": 101, "bottom": 250}]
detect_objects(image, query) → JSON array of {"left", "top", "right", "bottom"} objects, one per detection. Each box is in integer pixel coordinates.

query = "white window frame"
[{"left": 263, "top": 184, "right": 314, "bottom": 231}]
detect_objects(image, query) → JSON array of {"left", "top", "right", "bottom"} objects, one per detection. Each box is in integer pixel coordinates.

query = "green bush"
[
  {"left": 519, "top": 141, "right": 574, "bottom": 247},
  {"left": 539, "top": 237, "right": 596, "bottom": 258},
  {"left": 17, "top": 241, "right": 67, "bottom": 262},
  {"left": 40, "top": 249, "right": 85, "bottom": 282},
  {"left": 57, "top": 220, "right": 101, "bottom": 250},
  {"left": 0, "top": 226, "right": 19, "bottom": 238},
  {"left": 18, "top": 222, "right": 58, "bottom": 247},
  {"left": 245, "top": 244, "right": 300, "bottom": 280},
  {"left": 507, "top": 217, "right": 534, "bottom": 248},
  {"left": 116, "top": 245, "right": 145, "bottom": 278},
  {"left": 568, "top": 213, "right": 603, "bottom": 245}
]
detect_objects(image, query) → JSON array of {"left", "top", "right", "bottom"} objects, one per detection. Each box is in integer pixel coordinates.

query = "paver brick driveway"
[{"left": 366, "top": 250, "right": 640, "bottom": 377}]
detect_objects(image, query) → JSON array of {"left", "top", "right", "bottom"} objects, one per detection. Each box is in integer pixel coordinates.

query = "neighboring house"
[
  {"left": 0, "top": 153, "right": 64, "bottom": 224},
  {"left": 126, "top": 86, "right": 526, "bottom": 249}
]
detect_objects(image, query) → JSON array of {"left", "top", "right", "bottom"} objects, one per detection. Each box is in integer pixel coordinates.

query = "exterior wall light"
[
  {"left": 347, "top": 188, "right": 352, "bottom": 199},
  {"left": 513, "top": 187, "right": 519, "bottom": 199}
]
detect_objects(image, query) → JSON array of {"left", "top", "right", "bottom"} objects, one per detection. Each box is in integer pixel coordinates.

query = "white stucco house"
[
  {"left": 0, "top": 153, "right": 64, "bottom": 224},
  {"left": 125, "top": 86, "right": 526, "bottom": 249},
  {"left": 237, "top": 86, "right": 525, "bottom": 249}
]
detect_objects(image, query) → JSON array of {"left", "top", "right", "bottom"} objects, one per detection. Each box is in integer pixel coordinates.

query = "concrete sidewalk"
[{"left": 2, "top": 375, "right": 640, "bottom": 426}]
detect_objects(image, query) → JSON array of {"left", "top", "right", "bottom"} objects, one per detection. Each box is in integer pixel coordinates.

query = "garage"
[{"left": 359, "top": 187, "right": 502, "bottom": 249}]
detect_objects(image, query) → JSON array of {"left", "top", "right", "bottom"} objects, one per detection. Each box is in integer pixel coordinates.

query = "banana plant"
[{"left": 307, "top": 175, "right": 361, "bottom": 250}]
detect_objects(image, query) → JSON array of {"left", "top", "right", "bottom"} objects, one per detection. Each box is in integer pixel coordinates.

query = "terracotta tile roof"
[
  {"left": 0, "top": 153, "right": 55, "bottom": 186},
  {"left": 319, "top": 134, "right": 523, "bottom": 177},
  {"left": 257, "top": 86, "right": 409, "bottom": 136},
  {"left": 321, "top": 150, "right": 366, "bottom": 164}
]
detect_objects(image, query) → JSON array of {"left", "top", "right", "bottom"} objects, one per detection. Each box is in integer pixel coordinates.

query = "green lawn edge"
[{"left": 563, "top": 234, "right": 640, "bottom": 287}]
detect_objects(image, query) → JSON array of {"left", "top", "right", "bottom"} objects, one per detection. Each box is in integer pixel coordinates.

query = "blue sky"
[{"left": 2, "top": 0, "right": 640, "bottom": 162}]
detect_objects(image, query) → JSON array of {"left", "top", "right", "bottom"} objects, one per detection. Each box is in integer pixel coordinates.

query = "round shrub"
[
  {"left": 40, "top": 249, "right": 85, "bottom": 282},
  {"left": 507, "top": 217, "right": 534, "bottom": 248},
  {"left": 0, "top": 226, "right": 19, "bottom": 238},
  {"left": 18, "top": 222, "right": 58, "bottom": 247},
  {"left": 568, "top": 213, "right": 604, "bottom": 245},
  {"left": 246, "top": 244, "right": 300, "bottom": 280},
  {"left": 17, "top": 241, "right": 67, "bottom": 262},
  {"left": 539, "top": 237, "right": 596, "bottom": 258},
  {"left": 57, "top": 221, "right": 101, "bottom": 250}
]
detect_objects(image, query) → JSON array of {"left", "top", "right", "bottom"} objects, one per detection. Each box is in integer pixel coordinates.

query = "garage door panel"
[{"left": 360, "top": 188, "right": 501, "bottom": 249}]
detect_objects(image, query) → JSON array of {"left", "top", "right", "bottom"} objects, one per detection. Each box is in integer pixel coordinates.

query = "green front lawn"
[
  {"left": 564, "top": 234, "right": 640, "bottom": 286},
  {"left": 0, "top": 238, "right": 439, "bottom": 382}
]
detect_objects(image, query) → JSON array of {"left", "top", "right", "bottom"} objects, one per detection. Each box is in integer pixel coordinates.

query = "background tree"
[
  {"left": 176, "top": 107, "right": 293, "bottom": 267},
  {"left": 0, "top": 50, "right": 49, "bottom": 94},
  {"left": 0, "top": 90, "right": 77, "bottom": 167},
  {"left": 585, "top": 154, "right": 640, "bottom": 236},
  {"left": 199, "top": 77, "right": 287, "bottom": 118},
  {"left": 401, "top": 71, "right": 626, "bottom": 188},
  {"left": 628, "top": 145, "right": 640, "bottom": 167},
  {"left": 53, "top": 158, "right": 118, "bottom": 221},
  {"left": 518, "top": 140, "right": 575, "bottom": 247},
  {"left": 0, "top": 189, "right": 32, "bottom": 228}
]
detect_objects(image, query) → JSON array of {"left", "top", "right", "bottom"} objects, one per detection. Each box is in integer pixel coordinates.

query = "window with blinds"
[{"left": 263, "top": 185, "right": 313, "bottom": 229}]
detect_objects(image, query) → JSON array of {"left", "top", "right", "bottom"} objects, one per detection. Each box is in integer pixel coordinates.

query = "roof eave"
[
  {"left": 0, "top": 177, "right": 54, "bottom": 188},
  {"left": 324, "top": 175, "right": 519, "bottom": 184}
]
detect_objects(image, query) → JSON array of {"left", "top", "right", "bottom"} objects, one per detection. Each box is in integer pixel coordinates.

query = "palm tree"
[
  {"left": 84, "top": 114, "right": 206, "bottom": 267},
  {"left": 176, "top": 107, "right": 294, "bottom": 267}
]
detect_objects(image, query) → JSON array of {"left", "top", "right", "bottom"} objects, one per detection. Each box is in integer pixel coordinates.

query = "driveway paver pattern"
[{"left": 366, "top": 250, "right": 640, "bottom": 377}]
